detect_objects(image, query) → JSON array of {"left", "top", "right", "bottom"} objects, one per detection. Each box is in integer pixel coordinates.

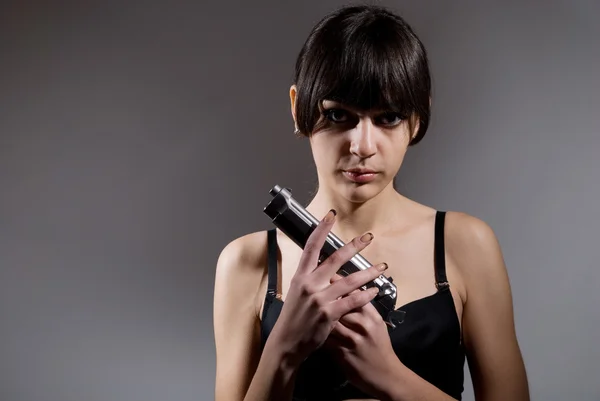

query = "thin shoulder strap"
[
  {"left": 434, "top": 211, "right": 450, "bottom": 290},
  {"left": 266, "top": 228, "right": 279, "bottom": 297}
]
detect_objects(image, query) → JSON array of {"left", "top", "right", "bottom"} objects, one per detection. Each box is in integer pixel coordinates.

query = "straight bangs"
[{"left": 322, "top": 32, "right": 418, "bottom": 117}]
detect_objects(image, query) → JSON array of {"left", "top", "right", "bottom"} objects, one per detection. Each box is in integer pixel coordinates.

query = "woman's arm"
[
  {"left": 447, "top": 212, "right": 530, "bottom": 401},
  {"left": 213, "top": 232, "right": 297, "bottom": 401}
]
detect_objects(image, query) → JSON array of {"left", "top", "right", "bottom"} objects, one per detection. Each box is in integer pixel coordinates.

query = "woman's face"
[{"left": 304, "top": 97, "right": 416, "bottom": 203}]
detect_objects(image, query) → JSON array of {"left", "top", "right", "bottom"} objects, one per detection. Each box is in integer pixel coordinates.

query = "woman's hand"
[
  {"left": 268, "top": 209, "right": 389, "bottom": 367},
  {"left": 323, "top": 275, "right": 403, "bottom": 400}
]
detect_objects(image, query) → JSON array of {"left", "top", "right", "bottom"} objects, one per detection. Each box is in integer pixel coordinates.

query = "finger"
[
  {"left": 332, "top": 272, "right": 378, "bottom": 297},
  {"left": 323, "top": 329, "right": 344, "bottom": 349},
  {"left": 330, "top": 321, "right": 358, "bottom": 348},
  {"left": 330, "top": 274, "right": 363, "bottom": 301},
  {"left": 327, "top": 285, "right": 379, "bottom": 321},
  {"left": 338, "top": 310, "right": 369, "bottom": 333},
  {"left": 324, "top": 263, "right": 389, "bottom": 300},
  {"left": 339, "top": 300, "right": 383, "bottom": 330},
  {"left": 314, "top": 232, "right": 374, "bottom": 279},
  {"left": 331, "top": 272, "right": 367, "bottom": 295},
  {"left": 358, "top": 297, "right": 382, "bottom": 320},
  {"left": 322, "top": 333, "right": 349, "bottom": 358},
  {"left": 297, "top": 209, "right": 337, "bottom": 274},
  {"left": 330, "top": 274, "right": 347, "bottom": 299}
]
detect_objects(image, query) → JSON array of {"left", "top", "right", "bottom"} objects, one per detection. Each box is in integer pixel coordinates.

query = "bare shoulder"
[
  {"left": 442, "top": 214, "right": 530, "bottom": 399},
  {"left": 443, "top": 211, "right": 507, "bottom": 301},
  {"left": 216, "top": 230, "right": 270, "bottom": 274},
  {"left": 214, "top": 230, "right": 270, "bottom": 317},
  {"left": 444, "top": 211, "right": 500, "bottom": 252},
  {"left": 213, "top": 231, "right": 272, "bottom": 401}
]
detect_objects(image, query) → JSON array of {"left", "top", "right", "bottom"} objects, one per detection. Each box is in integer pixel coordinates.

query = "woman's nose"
[{"left": 349, "top": 120, "right": 377, "bottom": 158}]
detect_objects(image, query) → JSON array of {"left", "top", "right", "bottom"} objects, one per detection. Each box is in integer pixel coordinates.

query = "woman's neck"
[{"left": 305, "top": 184, "right": 409, "bottom": 243}]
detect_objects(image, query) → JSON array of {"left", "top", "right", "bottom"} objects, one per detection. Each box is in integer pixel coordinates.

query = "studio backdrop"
[{"left": 0, "top": 1, "right": 598, "bottom": 400}]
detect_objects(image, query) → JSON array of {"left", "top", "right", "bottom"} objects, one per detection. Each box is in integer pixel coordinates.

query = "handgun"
[{"left": 263, "top": 184, "right": 405, "bottom": 328}]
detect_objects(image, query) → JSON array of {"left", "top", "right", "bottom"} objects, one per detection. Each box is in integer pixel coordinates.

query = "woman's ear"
[
  {"left": 289, "top": 84, "right": 298, "bottom": 127},
  {"left": 409, "top": 113, "right": 420, "bottom": 142}
]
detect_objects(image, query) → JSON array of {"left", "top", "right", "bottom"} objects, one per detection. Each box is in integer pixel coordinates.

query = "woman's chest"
[{"left": 273, "top": 232, "right": 465, "bottom": 331}]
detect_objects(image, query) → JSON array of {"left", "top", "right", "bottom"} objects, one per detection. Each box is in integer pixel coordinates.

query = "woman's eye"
[
  {"left": 377, "top": 113, "right": 404, "bottom": 126},
  {"left": 323, "top": 109, "right": 349, "bottom": 123}
]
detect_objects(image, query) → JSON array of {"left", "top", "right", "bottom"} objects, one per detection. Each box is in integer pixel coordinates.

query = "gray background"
[{"left": 1, "top": 1, "right": 598, "bottom": 400}]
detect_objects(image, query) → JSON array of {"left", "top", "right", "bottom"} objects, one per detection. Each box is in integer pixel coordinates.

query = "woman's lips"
[{"left": 343, "top": 170, "right": 378, "bottom": 183}]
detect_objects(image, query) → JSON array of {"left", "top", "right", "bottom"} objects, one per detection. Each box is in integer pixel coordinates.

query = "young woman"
[{"left": 213, "top": 5, "right": 530, "bottom": 401}]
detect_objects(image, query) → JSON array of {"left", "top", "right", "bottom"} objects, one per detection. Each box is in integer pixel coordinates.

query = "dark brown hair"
[{"left": 293, "top": 4, "right": 431, "bottom": 145}]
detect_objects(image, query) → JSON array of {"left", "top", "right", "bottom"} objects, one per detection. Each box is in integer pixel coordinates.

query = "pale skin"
[{"left": 213, "top": 85, "right": 530, "bottom": 400}]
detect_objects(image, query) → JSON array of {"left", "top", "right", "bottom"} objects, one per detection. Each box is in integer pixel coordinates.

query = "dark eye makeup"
[
  {"left": 321, "top": 108, "right": 405, "bottom": 127},
  {"left": 322, "top": 108, "right": 350, "bottom": 123}
]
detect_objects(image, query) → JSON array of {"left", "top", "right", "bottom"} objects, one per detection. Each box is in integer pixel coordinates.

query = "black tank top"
[{"left": 260, "top": 211, "right": 465, "bottom": 400}]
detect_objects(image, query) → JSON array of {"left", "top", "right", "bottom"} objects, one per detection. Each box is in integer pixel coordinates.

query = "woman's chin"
[{"left": 338, "top": 181, "right": 385, "bottom": 203}]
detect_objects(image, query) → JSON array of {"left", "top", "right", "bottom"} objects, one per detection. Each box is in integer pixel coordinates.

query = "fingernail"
[
  {"left": 376, "top": 262, "right": 388, "bottom": 272},
  {"left": 323, "top": 209, "right": 337, "bottom": 223},
  {"left": 359, "top": 232, "right": 374, "bottom": 243}
]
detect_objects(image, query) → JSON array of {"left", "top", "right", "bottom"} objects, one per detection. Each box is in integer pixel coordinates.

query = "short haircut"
[{"left": 293, "top": 4, "right": 431, "bottom": 145}]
